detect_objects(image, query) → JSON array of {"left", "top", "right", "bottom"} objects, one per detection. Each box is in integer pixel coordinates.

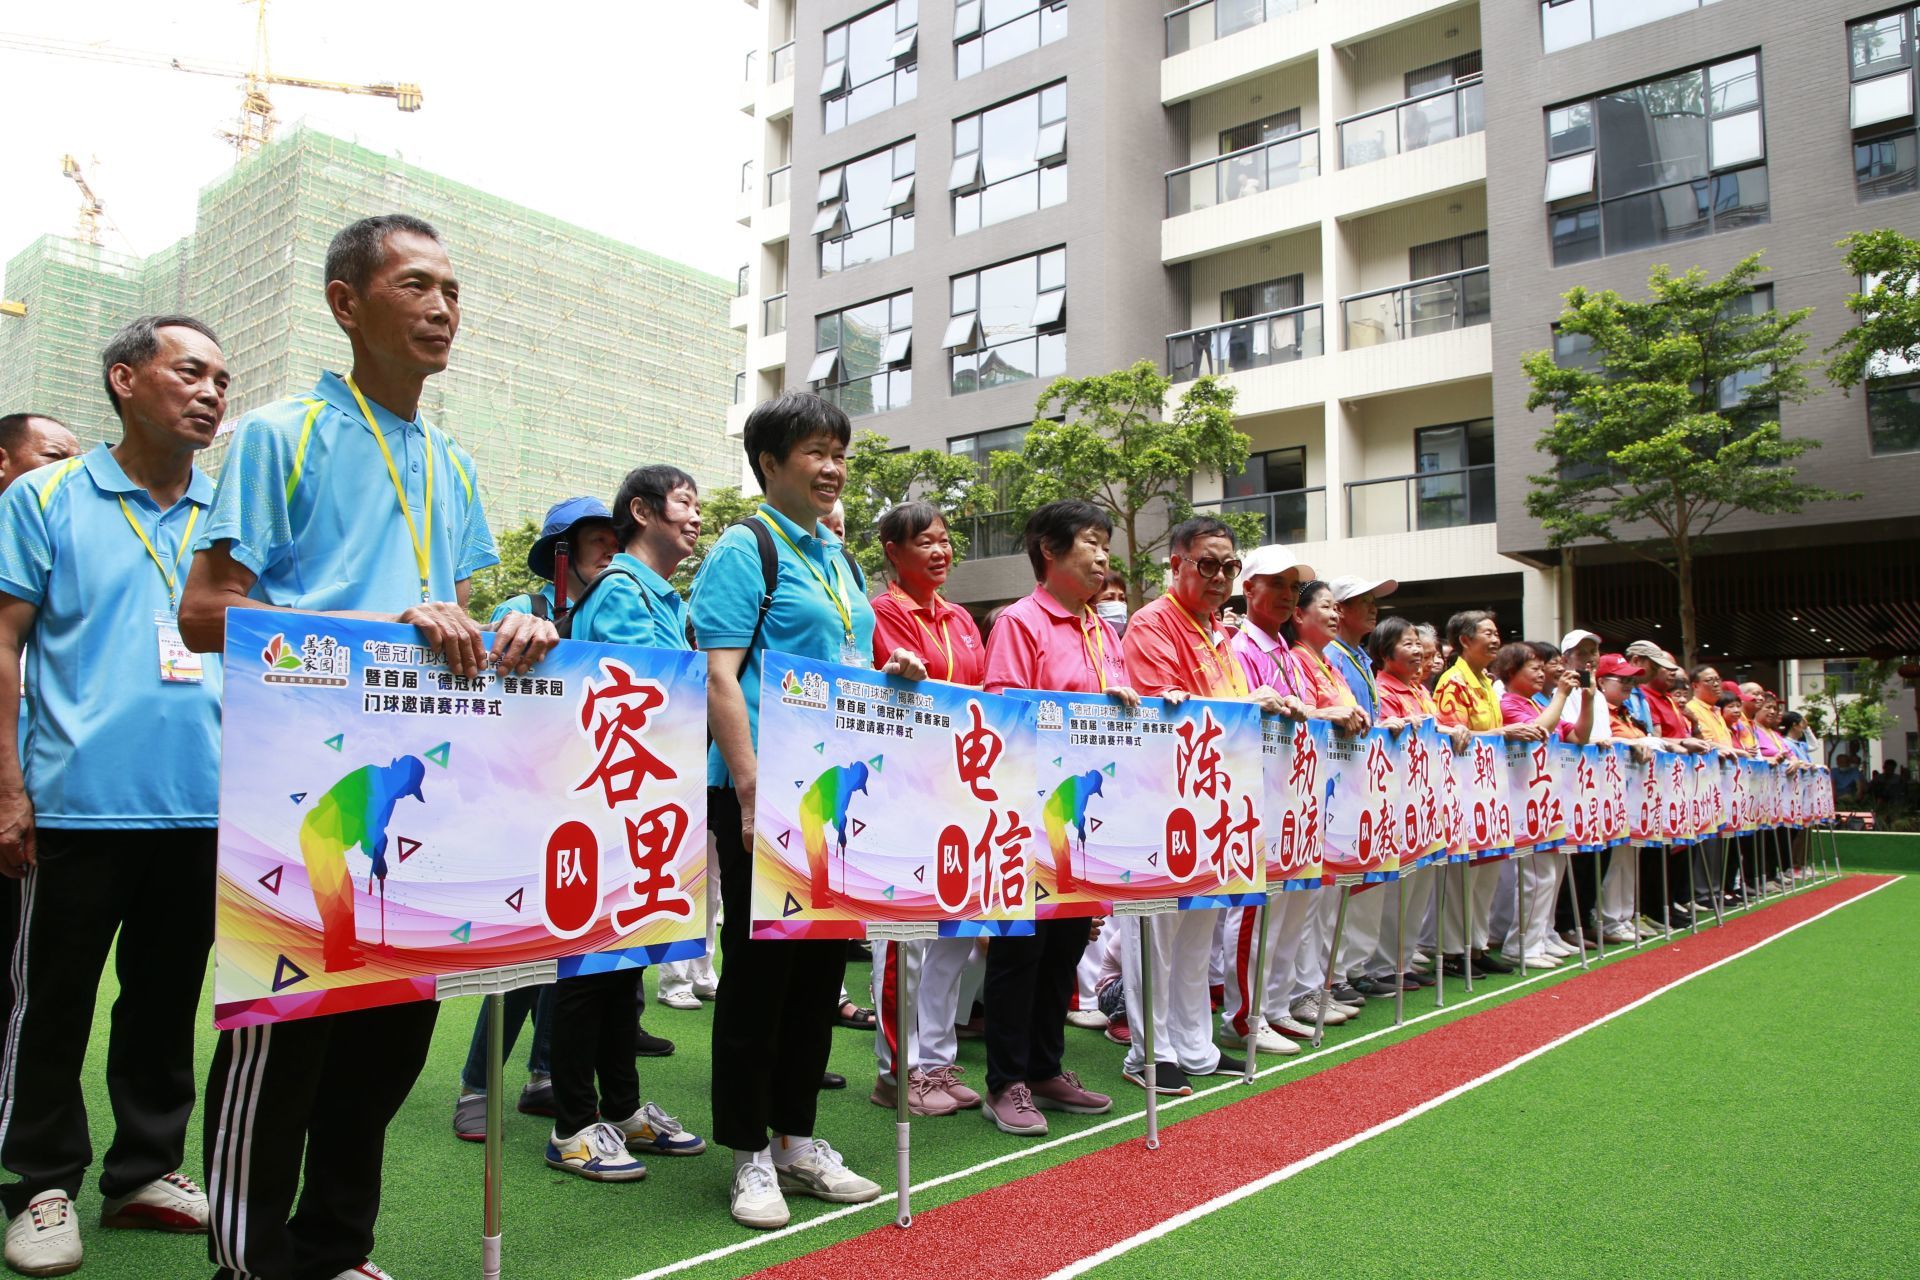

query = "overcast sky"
[{"left": 0, "top": 1, "right": 757, "bottom": 284}]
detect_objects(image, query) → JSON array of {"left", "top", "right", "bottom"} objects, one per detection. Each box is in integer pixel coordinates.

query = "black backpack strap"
[
  {"left": 744, "top": 516, "right": 780, "bottom": 650},
  {"left": 528, "top": 592, "right": 551, "bottom": 622}
]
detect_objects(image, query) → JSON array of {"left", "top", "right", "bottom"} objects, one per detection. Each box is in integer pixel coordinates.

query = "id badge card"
[
  {"left": 156, "top": 611, "right": 204, "bottom": 684},
  {"left": 840, "top": 637, "right": 868, "bottom": 667}
]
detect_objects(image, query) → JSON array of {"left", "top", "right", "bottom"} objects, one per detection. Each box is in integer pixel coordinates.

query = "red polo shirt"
[{"left": 870, "top": 582, "right": 984, "bottom": 686}]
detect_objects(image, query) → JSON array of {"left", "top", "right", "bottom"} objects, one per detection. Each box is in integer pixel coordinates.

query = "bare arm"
[
  {"left": 0, "top": 596, "right": 38, "bottom": 877},
  {"left": 707, "top": 647, "right": 757, "bottom": 843}
]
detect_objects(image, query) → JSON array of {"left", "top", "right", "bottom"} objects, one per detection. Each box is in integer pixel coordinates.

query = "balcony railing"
[
  {"left": 1346, "top": 465, "right": 1495, "bottom": 537},
  {"left": 1166, "top": 129, "right": 1319, "bottom": 216},
  {"left": 770, "top": 40, "right": 795, "bottom": 83},
  {"left": 740, "top": 160, "right": 756, "bottom": 193},
  {"left": 744, "top": 50, "right": 759, "bottom": 82},
  {"left": 766, "top": 164, "right": 791, "bottom": 207},
  {"left": 952, "top": 510, "right": 1025, "bottom": 560},
  {"left": 1164, "top": 0, "right": 1314, "bottom": 56},
  {"left": 1193, "top": 486, "right": 1326, "bottom": 546},
  {"left": 733, "top": 371, "right": 746, "bottom": 405},
  {"left": 762, "top": 292, "right": 787, "bottom": 337},
  {"left": 1337, "top": 79, "right": 1485, "bottom": 169},
  {"left": 1167, "top": 303, "right": 1323, "bottom": 382},
  {"left": 735, "top": 265, "right": 750, "bottom": 297},
  {"left": 1341, "top": 266, "right": 1489, "bottom": 349}
]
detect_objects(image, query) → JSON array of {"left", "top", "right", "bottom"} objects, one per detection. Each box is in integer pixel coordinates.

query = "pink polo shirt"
[
  {"left": 1229, "top": 618, "right": 1304, "bottom": 699},
  {"left": 982, "top": 584, "right": 1128, "bottom": 696}
]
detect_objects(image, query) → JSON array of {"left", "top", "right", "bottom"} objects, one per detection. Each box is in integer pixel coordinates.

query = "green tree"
[
  {"left": 673, "top": 485, "right": 763, "bottom": 596},
  {"left": 1799, "top": 658, "right": 1901, "bottom": 756},
  {"left": 464, "top": 519, "right": 541, "bottom": 622},
  {"left": 1826, "top": 229, "right": 1920, "bottom": 454},
  {"left": 841, "top": 429, "right": 992, "bottom": 585},
  {"left": 1520, "top": 255, "right": 1854, "bottom": 668},
  {"left": 992, "top": 361, "right": 1256, "bottom": 610}
]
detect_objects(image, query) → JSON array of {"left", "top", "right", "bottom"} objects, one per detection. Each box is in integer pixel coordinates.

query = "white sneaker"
[
  {"left": 692, "top": 979, "right": 720, "bottom": 1001},
  {"left": 730, "top": 1160, "right": 790, "bottom": 1230},
  {"left": 1542, "top": 936, "right": 1575, "bottom": 958},
  {"left": 5, "top": 1193, "right": 80, "bottom": 1277},
  {"left": 1222, "top": 1024, "right": 1299, "bottom": 1056},
  {"left": 1601, "top": 926, "right": 1637, "bottom": 945},
  {"left": 1065, "top": 1009, "right": 1109, "bottom": 1030},
  {"left": 545, "top": 1122, "right": 649, "bottom": 1182},
  {"left": 774, "top": 1138, "right": 882, "bottom": 1204},
  {"left": 1290, "top": 995, "right": 1347, "bottom": 1026},
  {"left": 332, "top": 1266, "right": 397, "bottom": 1280},
  {"left": 1265, "top": 1012, "right": 1316, "bottom": 1040},
  {"left": 658, "top": 989, "right": 703, "bottom": 1011},
  {"left": 100, "top": 1171, "right": 208, "bottom": 1232},
  {"left": 1409, "top": 951, "right": 1432, "bottom": 969}
]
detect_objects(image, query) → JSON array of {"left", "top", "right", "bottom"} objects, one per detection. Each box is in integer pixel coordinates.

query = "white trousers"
[
  {"left": 1119, "top": 909, "right": 1221, "bottom": 1075},
  {"left": 1288, "top": 890, "right": 1342, "bottom": 1004},
  {"left": 1502, "top": 852, "right": 1567, "bottom": 959},
  {"left": 1600, "top": 847, "right": 1639, "bottom": 929},
  {"left": 1074, "top": 917, "right": 1115, "bottom": 1009},
  {"left": 1219, "top": 891, "right": 1313, "bottom": 1037},
  {"left": 657, "top": 839, "right": 721, "bottom": 1000},
  {"left": 871, "top": 936, "right": 972, "bottom": 1081},
  {"left": 1336, "top": 885, "right": 1385, "bottom": 980},
  {"left": 1367, "top": 867, "right": 1435, "bottom": 979},
  {"left": 1438, "top": 861, "right": 1500, "bottom": 954}
]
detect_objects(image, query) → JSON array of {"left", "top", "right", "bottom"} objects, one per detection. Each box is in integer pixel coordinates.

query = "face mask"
[{"left": 1095, "top": 599, "right": 1128, "bottom": 629}]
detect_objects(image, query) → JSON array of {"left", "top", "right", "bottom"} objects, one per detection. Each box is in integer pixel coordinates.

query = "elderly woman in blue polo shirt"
[{"left": 691, "top": 392, "right": 926, "bottom": 1230}]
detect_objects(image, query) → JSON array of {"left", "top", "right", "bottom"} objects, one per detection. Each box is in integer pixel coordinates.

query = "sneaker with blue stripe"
[
  {"left": 612, "top": 1101, "right": 706, "bottom": 1156},
  {"left": 545, "top": 1122, "right": 648, "bottom": 1182}
]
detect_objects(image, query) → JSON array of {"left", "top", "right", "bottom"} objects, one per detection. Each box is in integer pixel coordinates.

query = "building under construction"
[{"left": 0, "top": 126, "right": 740, "bottom": 529}]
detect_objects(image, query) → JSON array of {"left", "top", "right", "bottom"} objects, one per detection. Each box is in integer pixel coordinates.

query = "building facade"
[
  {"left": 0, "top": 126, "right": 740, "bottom": 532},
  {"left": 733, "top": 0, "right": 1920, "bottom": 693}
]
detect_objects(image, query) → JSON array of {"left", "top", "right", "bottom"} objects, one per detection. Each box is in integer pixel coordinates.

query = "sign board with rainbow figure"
[
  {"left": 750, "top": 653, "right": 1038, "bottom": 940},
  {"left": 214, "top": 609, "right": 709, "bottom": 1029}
]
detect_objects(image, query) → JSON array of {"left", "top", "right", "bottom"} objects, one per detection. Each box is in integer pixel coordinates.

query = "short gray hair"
[
  {"left": 325, "top": 214, "right": 442, "bottom": 293},
  {"left": 101, "top": 315, "right": 221, "bottom": 413}
]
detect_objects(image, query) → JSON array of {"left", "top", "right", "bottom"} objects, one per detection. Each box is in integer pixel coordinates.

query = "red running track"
[{"left": 747, "top": 875, "right": 1894, "bottom": 1280}]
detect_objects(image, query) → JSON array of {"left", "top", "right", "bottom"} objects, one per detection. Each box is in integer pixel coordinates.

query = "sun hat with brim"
[
  {"left": 1234, "top": 544, "right": 1315, "bottom": 597},
  {"left": 1328, "top": 575, "right": 1399, "bottom": 604},
  {"left": 1594, "top": 654, "right": 1642, "bottom": 682},
  {"left": 1560, "top": 629, "right": 1601, "bottom": 653},
  {"left": 528, "top": 496, "right": 614, "bottom": 581}
]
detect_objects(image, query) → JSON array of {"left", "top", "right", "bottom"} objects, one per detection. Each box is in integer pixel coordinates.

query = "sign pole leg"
[
  {"left": 1514, "top": 856, "right": 1528, "bottom": 978},
  {"left": 1393, "top": 874, "right": 1408, "bottom": 1027},
  {"left": 1312, "top": 887, "right": 1349, "bottom": 1050},
  {"left": 1593, "top": 852, "right": 1610, "bottom": 961},
  {"left": 1631, "top": 844, "right": 1645, "bottom": 948},
  {"left": 1459, "top": 864, "right": 1475, "bottom": 992},
  {"left": 1660, "top": 846, "right": 1672, "bottom": 942},
  {"left": 1139, "top": 914, "right": 1159, "bottom": 1151},
  {"left": 1565, "top": 853, "right": 1590, "bottom": 972},
  {"left": 1432, "top": 866, "right": 1448, "bottom": 1009},
  {"left": 895, "top": 938, "right": 913, "bottom": 1229},
  {"left": 1708, "top": 838, "right": 1728, "bottom": 929},
  {"left": 1830, "top": 822, "right": 1845, "bottom": 878},
  {"left": 1244, "top": 897, "right": 1268, "bottom": 1085},
  {"left": 482, "top": 990, "right": 504, "bottom": 1280},
  {"left": 1686, "top": 846, "right": 1700, "bottom": 936}
]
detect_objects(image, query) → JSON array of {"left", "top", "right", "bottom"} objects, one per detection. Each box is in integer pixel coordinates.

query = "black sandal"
[{"left": 835, "top": 999, "right": 876, "bottom": 1030}]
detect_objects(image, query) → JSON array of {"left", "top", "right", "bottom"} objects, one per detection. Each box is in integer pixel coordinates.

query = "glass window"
[
  {"left": 1541, "top": 0, "right": 1719, "bottom": 55},
  {"left": 1868, "top": 374, "right": 1920, "bottom": 454},
  {"left": 1223, "top": 447, "right": 1305, "bottom": 499},
  {"left": 957, "top": 0, "right": 1067, "bottom": 79},
  {"left": 1854, "top": 73, "right": 1915, "bottom": 128},
  {"left": 1221, "top": 109, "right": 1301, "bottom": 154},
  {"left": 824, "top": 2, "right": 918, "bottom": 133},
  {"left": 953, "top": 82, "right": 1068, "bottom": 236},
  {"left": 1404, "top": 52, "right": 1482, "bottom": 99},
  {"left": 949, "top": 247, "right": 1067, "bottom": 397},
  {"left": 813, "top": 291, "right": 913, "bottom": 417},
  {"left": 1222, "top": 275, "right": 1303, "bottom": 320},
  {"left": 1850, "top": 11, "right": 1913, "bottom": 81},
  {"left": 1413, "top": 420, "right": 1496, "bottom": 529},
  {"left": 1410, "top": 233, "right": 1487, "bottom": 279},
  {"left": 1546, "top": 52, "right": 1769, "bottom": 264},
  {"left": 818, "top": 140, "right": 915, "bottom": 275},
  {"left": 1552, "top": 327, "right": 1601, "bottom": 372},
  {"left": 1856, "top": 128, "right": 1920, "bottom": 198}
]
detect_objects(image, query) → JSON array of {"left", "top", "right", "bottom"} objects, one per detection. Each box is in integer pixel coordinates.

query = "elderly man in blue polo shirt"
[
  {"left": 0, "top": 315, "right": 230, "bottom": 1276},
  {"left": 179, "top": 215, "right": 556, "bottom": 1280}
]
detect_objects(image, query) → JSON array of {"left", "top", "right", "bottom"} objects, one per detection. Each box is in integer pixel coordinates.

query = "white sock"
[
  {"left": 732, "top": 1147, "right": 772, "bottom": 1173},
  {"left": 769, "top": 1134, "right": 812, "bottom": 1168}
]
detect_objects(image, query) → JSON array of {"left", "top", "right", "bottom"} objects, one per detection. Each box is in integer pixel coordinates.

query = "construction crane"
[
  {"left": 0, "top": 1, "right": 421, "bottom": 158},
  {"left": 61, "top": 155, "right": 105, "bottom": 247}
]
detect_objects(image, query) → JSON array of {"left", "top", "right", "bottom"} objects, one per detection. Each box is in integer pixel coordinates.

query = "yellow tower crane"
[
  {"left": 61, "top": 155, "right": 105, "bottom": 247},
  {"left": 0, "top": 2, "right": 422, "bottom": 158}
]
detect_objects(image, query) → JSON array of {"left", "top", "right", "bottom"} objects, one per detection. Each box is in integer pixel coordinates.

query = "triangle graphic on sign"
[
  {"left": 814, "top": 742, "right": 825, "bottom": 754},
  {"left": 1090, "top": 817, "right": 1103, "bottom": 833},
  {"left": 289, "top": 792, "right": 307, "bottom": 805},
  {"left": 504, "top": 888, "right": 524, "bottom": 913},
  {"left": 1148, "top": 851, "right": 1159, "bottom": 866},
  {"left": 257, "top": 866, "right": 284, "bottom": 895},
  {"left": 1052, "top": 756, "right": 1062, "bottom": 768},
  {"left": 323, "top": 734, "right": 344, "bottom": 752},
  {"left": 794, "top": 779, "right": 805, "bottom": 789},
  {"left": 777, "top": 830, "right": 791, "bottom": 849},
  {"left": 271, "top": 954, "right": 307, "bottom": 992},
  {"left": 1035, "top": 882, "right": 1051, "bottom": 902},
  {"left": 868, "top": 755, "right": 884, "bottom": 772},
  {"left": 1103, "top": 763, "right": 1116, "bottom": 777},
  {"left": 449, "top": 922, "right": 472, "bottom": 944},
  {"left": 782, "top": 892, "right": 803, "bottom": 918},
  {"left": 425, "top": 742, "right": 451, "bottom": 768},
  {"left": 852, "top": 818, "right": 867, "bottom": 837},
  {"left": 396, "top": 837, "right": 421, "bottom": 862},
  {"left": 883, "top": 885, "right": 896, "bottom": 901},
  {"left": 913, "top": 866, "right": 925, "bottom": 882},
  {"left": 1121, "top": 870, "right": 1133, "bottom": 884}
]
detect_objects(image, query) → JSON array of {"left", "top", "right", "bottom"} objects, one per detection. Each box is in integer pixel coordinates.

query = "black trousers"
[
  {"left": 709, "top": 787, "right": 845, "bottom": 1153},
  {"left": 204, "top": 1000, "right": 437, "bottom": 1280},
  {"left": 551, "top": 969, "right": 640, "bottom": 1136},
  {"left": 0, "top": 829, "right": 214, "bottom": 1217},
  {"left": 982, "top": 918, "right": 1088, "bottom": 1094}
]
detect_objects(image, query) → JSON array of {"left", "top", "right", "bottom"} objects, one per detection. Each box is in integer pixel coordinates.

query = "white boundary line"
[
  {"left": 623, "top": 873, "right": 1888, "bottom": 1280},
  {"left": 1040, "top": 874, "right": 1902, "bottom": 1280}
]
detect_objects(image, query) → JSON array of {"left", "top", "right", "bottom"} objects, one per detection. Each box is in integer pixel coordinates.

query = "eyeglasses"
[{"left": 1185, "top": 555, "right": 1243, "bottom": 581}]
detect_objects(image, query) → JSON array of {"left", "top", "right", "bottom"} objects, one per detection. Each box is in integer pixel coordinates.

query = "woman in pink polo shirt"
[{"left": 976, "top": 499, "right": 1141, "bottom": 1138}]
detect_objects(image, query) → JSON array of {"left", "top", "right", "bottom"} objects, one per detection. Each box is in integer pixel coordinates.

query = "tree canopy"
[{"left": 463, "top": 519, "right": 542, "bottom": 622}]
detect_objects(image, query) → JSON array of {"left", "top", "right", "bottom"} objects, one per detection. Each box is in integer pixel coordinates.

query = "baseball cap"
[
  {"left": 1327, "top": 575, "right": 1399, "bottom": 603},
  {"left": 1594, "top": 654, "right": 1641, "bottom": 681},
  {"left": 1560, "top": 629, "right": 1601, "bottom": 653},
  {"left": 1234, "top": 544, "right": 1315, "bottom": 596},
  {"left": 528, "top": 496, "right": 614, "bottom": 580},
  {"left": 1624, "top": 640, "right": 1684, "bottom": 674}
]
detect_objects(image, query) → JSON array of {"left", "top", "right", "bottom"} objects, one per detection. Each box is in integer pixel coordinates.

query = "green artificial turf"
[
  {"left": 1084, "top": 873, "right": 1920, "bottom": 1280},
  {"left": 56, "top": 848, "right": 1911, "bottom": 1280}
]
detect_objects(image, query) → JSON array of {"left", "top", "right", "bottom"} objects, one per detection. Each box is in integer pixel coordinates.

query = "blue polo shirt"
[
  {"left": 572, "top": 553, "right": 691, "bottom": 652},
  {"left": 490, "top": 582, "right": 556, "bottom": 624},
  {"left": 1325, "top": 637, "right": 1377, "bottom": 718},
  {"left": 195, "top": 371, "right": 497, "bottom": 614},
  {"left": 689, "top": 506, "right": 873, "bottom": 787},
  {"left": 0, "top": 445, "right": 223, "bottom": 828}
]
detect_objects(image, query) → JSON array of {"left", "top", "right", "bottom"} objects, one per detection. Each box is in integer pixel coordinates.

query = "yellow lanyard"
[
  {"left": 1079, "top": 606, "right": 1111, "bottom": 693},
  {"left": 1328, "top": 637, "right": 1377, "bottom": 704},
  {"left": 1300, "top": 644, "right": 1358, "bottom": 708},
  {"left": 346, "top": 375, "right": 434, "bottom": 602},
  {"left": 1166, "top": 596, "right": 1248, "bottom": 697},
  {"left": 892, "top": 583, "right": 953, "bottom": 678},
  {"left": 118, "top": 498, "right": 198, "bottom": 609},
  {"left": 759, "top": 512, "right": 854, "bottom": 641}
]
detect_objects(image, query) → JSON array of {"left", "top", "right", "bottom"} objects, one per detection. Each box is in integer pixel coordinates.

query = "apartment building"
[{"left": 732, "top": 0, "right": 1920, "bottom": 660}]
